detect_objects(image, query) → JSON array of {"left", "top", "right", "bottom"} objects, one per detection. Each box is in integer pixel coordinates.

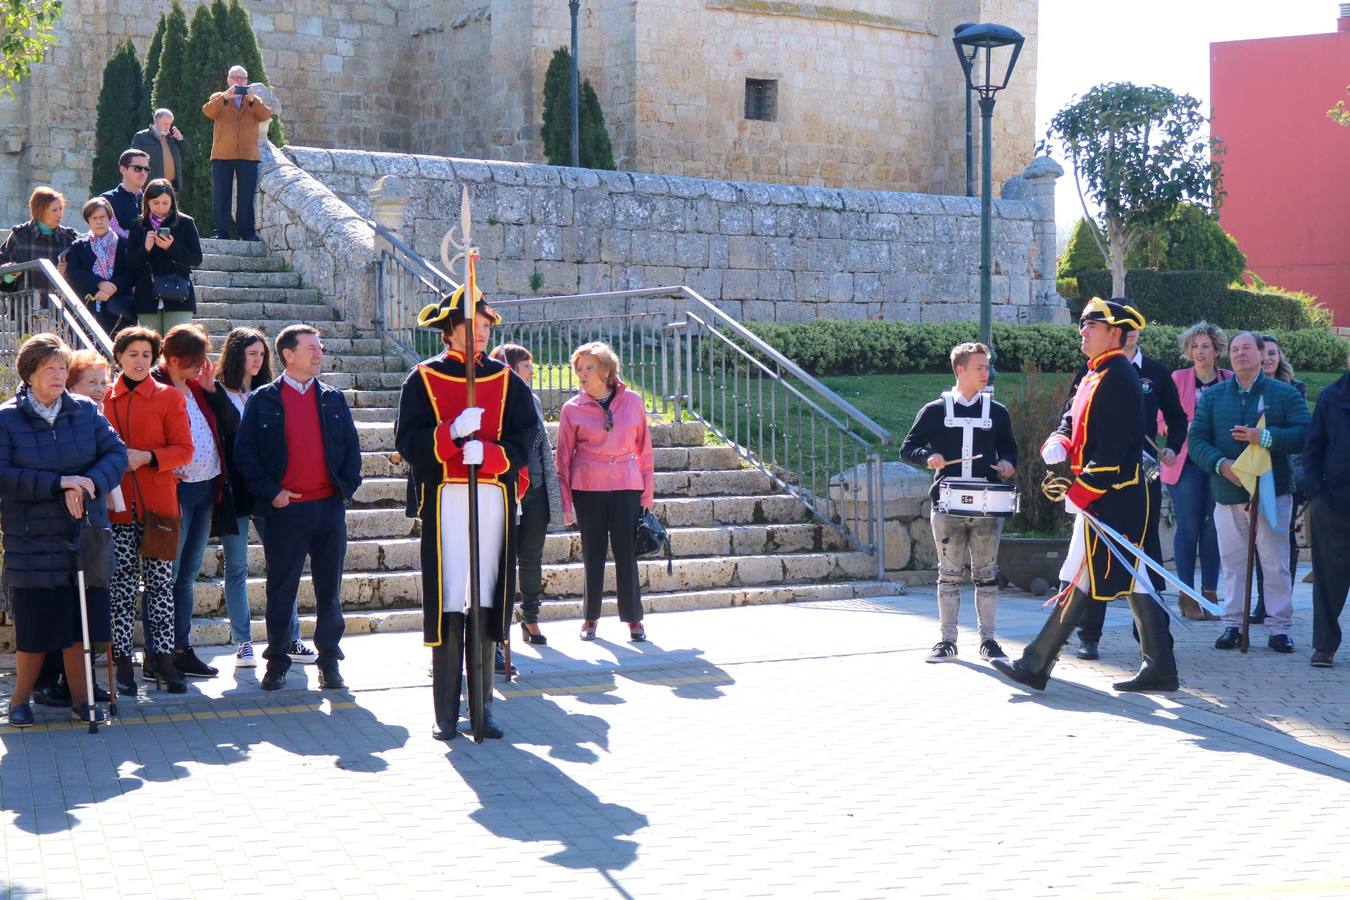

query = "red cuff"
[
  {"left": 433, "top": 420, "right": 457, "bottom": 464},
  {"left": 1066, "top": 479, "right": 1105, "bottom": 510}
]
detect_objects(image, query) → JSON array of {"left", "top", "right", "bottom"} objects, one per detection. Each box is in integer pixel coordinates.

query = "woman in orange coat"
[{"left": 103, "top": 325, "right": 194, "bottom": 694}]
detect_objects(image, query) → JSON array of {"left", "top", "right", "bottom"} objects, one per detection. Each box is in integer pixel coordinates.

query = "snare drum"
[{"left": 936, "top": 479, "right": 1020, "bottom": 518}]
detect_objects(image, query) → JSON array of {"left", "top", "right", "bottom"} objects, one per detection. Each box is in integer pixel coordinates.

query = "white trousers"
[
  {"left": 1214, "top": 494, "right": 1294, "bottom": 635},
  {"left": 438, "top": 483, "right": 507, "bottom": 614},
  {"left": 1058, "top": 513, "right": 1090, "bottom": 591}
]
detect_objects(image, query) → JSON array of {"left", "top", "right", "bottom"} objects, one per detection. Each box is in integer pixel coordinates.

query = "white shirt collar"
[
  {"left": 282, "top": 371, "right": 315, "bottom": 395},
  {"left": 950, "top": 387, "right": 982, "bottom": 407},
  {"left": 1131, "top": 349, "right": 1143, "bottom": 367}
]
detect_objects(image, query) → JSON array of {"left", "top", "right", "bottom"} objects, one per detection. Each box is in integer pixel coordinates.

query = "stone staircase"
[{"left": 185, "top": 238, "right": 898, "bottom": 647}]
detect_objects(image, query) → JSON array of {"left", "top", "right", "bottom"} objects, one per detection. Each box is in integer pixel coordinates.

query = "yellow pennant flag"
[{"left": 1231, "top": 413, "right": 1272, "bottom": 499}]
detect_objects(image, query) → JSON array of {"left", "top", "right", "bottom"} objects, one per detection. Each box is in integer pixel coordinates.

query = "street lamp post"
[
  {"left": 953, "top": 23, "right": 1024, "bottom": 357},
  {"left": 569, "top": 0, "right": 580, "bottom": 167},
  {"left": 953, "top": 23, "right": 977, "bottom": 198}
]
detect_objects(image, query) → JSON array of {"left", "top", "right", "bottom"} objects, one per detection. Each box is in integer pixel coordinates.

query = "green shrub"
[
  {"left": 1151, "top": 203, "right": 1246, "bottom": 277},
  {"left": 541, "top": 47, "right": 615, "bottom": 169},
  {"left": 1056, "top": 218, "right": 1107, "bottom": 280},
  {"left": 90, "top": 41, "right": 143, "bottom": 196},
  {"left": 1075, "top": 269, "right": 1328, "bottom": 330},
  {"left": 741, "top": 320, "right": 1345, "bottom": 376}
]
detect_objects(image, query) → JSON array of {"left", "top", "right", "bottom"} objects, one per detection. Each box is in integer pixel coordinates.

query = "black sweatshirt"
[{"left": 900, "top": 390, "right": 1018, "bottom": 500}]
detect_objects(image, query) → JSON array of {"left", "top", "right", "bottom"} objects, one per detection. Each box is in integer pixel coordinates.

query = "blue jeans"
[
  {"left": 1167, "top": 460, "right": 1220, "bottom": 592},
  {"left": 220, "top": 515, "right": 301, "bottom": 645},
  {"left": 169, "top": 479, "right": 215, "bottom": 649}
]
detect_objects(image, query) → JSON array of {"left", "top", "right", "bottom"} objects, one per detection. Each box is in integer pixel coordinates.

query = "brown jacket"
[
  {"left": 202, "top": 90, "right": 272, "bottom": 161},
  {"left": 104, "top": 375, "right": 194, "bottom": 523}
]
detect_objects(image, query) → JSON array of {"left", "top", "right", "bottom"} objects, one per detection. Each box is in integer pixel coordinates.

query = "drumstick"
[{"left": 932, "top": 452, "right": 986, "bottom": 469}]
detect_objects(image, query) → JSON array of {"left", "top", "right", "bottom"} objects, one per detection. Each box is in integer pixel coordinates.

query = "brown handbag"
[{"left": 112, "top": 386, "right": 182, "bottom": 561}]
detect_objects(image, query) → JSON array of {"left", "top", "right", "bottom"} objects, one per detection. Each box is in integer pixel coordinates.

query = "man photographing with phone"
[{"left": 202, "top": 65, "right": 272, "bottom": 242}]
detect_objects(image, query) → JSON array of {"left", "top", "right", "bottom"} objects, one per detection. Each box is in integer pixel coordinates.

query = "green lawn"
[{"left": 820, "top": 371, "right": 1344, "bottom": 446}]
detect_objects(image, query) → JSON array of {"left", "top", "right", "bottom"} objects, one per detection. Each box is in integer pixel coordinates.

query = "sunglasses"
[{"left": 127, "top": 164, "right": 151, "bottom": 173}]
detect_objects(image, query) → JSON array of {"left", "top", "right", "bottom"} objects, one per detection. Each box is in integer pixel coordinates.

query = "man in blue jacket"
[
  {"left": 1187, "top": 331, "right": 1309, "bottom": 653},
  {"left": 1302, "top": 349, "right": 1350, "bottom": 667},
  {"left": 234, "top": 324, "right": 362, "bottom": 691}
]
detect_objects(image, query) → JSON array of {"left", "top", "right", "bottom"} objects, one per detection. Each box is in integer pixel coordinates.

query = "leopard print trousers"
[{"left": 110, "top": 522, "right": 176, "bottom": 657}]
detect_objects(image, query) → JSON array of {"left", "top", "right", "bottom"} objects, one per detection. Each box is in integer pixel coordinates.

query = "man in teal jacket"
[{"left": 1187, "top": 331, "right": 1309, "bottom": 652}]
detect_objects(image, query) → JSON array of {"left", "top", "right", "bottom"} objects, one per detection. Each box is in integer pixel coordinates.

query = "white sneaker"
[
  {"left": 288, "top": 640, "right": 318, "bottom": 664},
  {"left": 235, "top": 641, "right": 257, "bottom": 668}
]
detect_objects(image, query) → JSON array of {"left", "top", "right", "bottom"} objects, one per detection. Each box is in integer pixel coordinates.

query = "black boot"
[
  {"left": 150, "top": 653, "right": 187, "bottom": 694},
  {"left": 991, "top": 588, "right": 1093, "bottom": 690},
  {"left": 475, "top": 612, "right": 504, "bottom": 740},
  {"left": 114, "top": 655, "right": 137, "bottom": 695},
  {"left": 431, "top": 612, "right": 462, "bottom": 741},
  {"left": 1113, "top": 594, "right": 1180, "bottom": 692}
]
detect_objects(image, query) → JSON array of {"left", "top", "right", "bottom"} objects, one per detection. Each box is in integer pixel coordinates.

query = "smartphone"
[
  {"left": 157, "top": 227, "right": 171, "bottom": 236},
  {"left": 233, "top": 84, "right": 249, "bottom": 96}
]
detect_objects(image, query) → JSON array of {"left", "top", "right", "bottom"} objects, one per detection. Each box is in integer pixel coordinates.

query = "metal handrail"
[
  {"left": 0, "top": 258, "right": 114, "bottom": 359},
  {"left": 371, "top": 224, "right": 893, "bottom": 578}
]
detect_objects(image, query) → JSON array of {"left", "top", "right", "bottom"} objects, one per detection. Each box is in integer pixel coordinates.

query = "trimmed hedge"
[
  {"left": 742, "top": 320, "right": 1348, "bottom": 376},
  {"left": 1075, "top": 269, "right": 1330, "bottom": 331}
]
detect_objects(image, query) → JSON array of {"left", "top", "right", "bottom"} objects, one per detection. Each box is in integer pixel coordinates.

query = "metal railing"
[
  {"left": 371, "top": 223, "right": 893, "bottom": 578},
  {"left": 0, "top": 258, "right": 114, "bottom": 369}
]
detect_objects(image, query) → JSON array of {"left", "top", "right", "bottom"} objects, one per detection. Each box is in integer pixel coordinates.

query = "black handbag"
[
  {"left": 634, "top": 508, "right": 673, "bottom": 574},
  {"left": 152, "top": 272, "right": 192, "bottom": 303}
]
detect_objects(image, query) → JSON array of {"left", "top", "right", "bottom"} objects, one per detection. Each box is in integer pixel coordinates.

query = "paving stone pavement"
[{"left": 1, "top": 567, "right": 1347, "bottom": 899}]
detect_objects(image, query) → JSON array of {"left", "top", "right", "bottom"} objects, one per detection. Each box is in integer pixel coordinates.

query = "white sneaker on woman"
[{"left": 235, "top": 641, "right": 257, "bottom": 668}]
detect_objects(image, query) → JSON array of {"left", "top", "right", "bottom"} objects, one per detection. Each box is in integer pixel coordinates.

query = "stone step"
[
  {"left": 185, "top": 579, "right": 900, "bottom": 646},
  {"left": 187, "top": 550, "right": 880, "bottom": 617},
  {"left": 195, "top": 285, "right": 322, "bottom": 305},
  {"left": 200, "top": 237, "right": 269, "bottom": 256},
  {"left": 199, "top": 335, "right": 385, "bottom": 357},
  {"left": 343, "top": 389, "right": 400, "bottom": 408},
  {"left": 194, "top": 318, "right": 357, "bottom": 338},
  {"left": 353, "top": 418, "right": 711, "bottom": 451},
  {"left": 195, "top": 270, "right": 304, "bottom": 289},
  {"left": 194, "top": 301, "right": 339, "bottom": 321},
  {"left": 198, "top": 522, "right": 849, "bottom": 579},
  {"left": 199, "top": 253, "right": 288, "bottom": 272},
  {"left": 351, "top": 444, "right": 744, "bottom": 475}
]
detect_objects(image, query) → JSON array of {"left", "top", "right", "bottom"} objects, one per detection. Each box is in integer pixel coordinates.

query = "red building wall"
[{"left": 1211, "top": 16, "right": 1350, "bottom": 325}]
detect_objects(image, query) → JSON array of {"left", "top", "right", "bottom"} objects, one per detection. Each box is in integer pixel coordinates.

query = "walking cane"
[
  {"left": 1240, "top": 491, "right": 1260, "bottom": 654},
  {"left": 72, "top": 512, "right": 100, "bottom": 733}
]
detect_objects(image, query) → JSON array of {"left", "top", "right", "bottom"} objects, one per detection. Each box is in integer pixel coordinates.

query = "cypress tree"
[
  {"left": 540, "top": 47, "right": 570, "bottom": 166},
  {"left": 90, "top": 41, "right": 143, "bottom": 196},
  {"left": 224, "top": 0, "right": 286, "bottom": 145},
  {"left": 141, "top": 13, "right": 167, "bottom": 126},
  {"left": 1056, "top": 218, "right": 1107, "bottom": 280},
  {"left": 579, "top": 81, "right": 615, "bottom": 170},
  {"left": 173, "top": 2, "right": 227, "bottom": 222},
  {"left": 151, "top": 1, "right": 189, "bottom": 122}
]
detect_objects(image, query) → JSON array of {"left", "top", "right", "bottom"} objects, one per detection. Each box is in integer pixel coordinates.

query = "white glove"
[
  {"left": 1063, "top": 495, "right": 1082, "bottom": 516},
  {"left": 1041, "top": 439, "right": 1068, "bottom": 465},
  {"left": 450, "top": 407, "right": 483, "bottom": 440},
  {"left": 462, "top": 439, "right": 484, "bottom": 466}
]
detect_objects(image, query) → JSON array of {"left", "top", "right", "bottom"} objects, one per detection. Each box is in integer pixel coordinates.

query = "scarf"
[
  {"left": 90, "top": 229, "right": 118, "bottom": 279},
  {"left": 149, "top": 214, "right": 165, "bottom": 231}
]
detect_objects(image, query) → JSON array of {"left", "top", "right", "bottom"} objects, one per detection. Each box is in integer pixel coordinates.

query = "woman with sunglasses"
[{"left": 555, "top": 341, "right": 655, "bottom": 642}]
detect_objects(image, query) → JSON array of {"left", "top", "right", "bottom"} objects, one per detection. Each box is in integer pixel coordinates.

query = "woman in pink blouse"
[{"left": 555, "top": 342, "right": 655, "bottom": 641}]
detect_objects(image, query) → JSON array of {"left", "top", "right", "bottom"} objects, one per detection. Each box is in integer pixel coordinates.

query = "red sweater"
[{"left": 280, "top": 381, "right": 334, "bottom": 502}]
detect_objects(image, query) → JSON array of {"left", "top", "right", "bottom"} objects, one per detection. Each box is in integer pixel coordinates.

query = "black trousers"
[
  {"left": 211, "top": 158, "right": 260, "bottom": 239},
  {"left": 572, "top": 489, "right": 642, "bottom": 623},
  {"left": 261, "top": 496, "right": 347, "bottom": 672},
  {"left": 1079, "top": 476, "right": 1165, "bottom": 643},
  {"left": 515, "top": 485, "right": 549, "bottom": 624},
  {"left": 1308, "top": 495, "right": 1350, "bottom": 655}
]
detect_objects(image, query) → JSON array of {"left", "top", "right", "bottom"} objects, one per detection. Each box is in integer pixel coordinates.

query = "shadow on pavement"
[
  {"left": 0, "top": 696, "right": 409, "bottom": 835},
  {"left": 958, "top": 661, "right": 1350, "bottom": 784}
]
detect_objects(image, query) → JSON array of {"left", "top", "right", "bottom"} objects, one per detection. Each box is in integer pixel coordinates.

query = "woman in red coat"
[{"left": 103, "top": 325, "right": 194, "bottom": 693}]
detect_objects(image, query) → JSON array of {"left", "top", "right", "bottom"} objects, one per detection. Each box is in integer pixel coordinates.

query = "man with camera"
[{"left": 201, "top": 65, "right": 272, "bottom": 241}]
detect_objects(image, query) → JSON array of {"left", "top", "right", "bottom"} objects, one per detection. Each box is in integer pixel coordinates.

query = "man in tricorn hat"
[
  {"left": 394, "top": 284, "right": 538, "bottom": 740},
  {"left": 992, "top": 298, "right": 1180, "bottom": 693}
]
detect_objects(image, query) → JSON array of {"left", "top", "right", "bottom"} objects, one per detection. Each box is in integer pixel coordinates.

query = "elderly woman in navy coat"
[{"left": 0, "top": 333, "right": 127, "bottom": 727}]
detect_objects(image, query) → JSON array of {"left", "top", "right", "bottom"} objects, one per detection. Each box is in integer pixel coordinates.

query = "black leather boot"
[
  {"left": 150, "top": 653, "right": 187, "bottom": 694},
  {"left": 991, "top": 588, "right": 1093, "bottom": 690},
  {"left": 475, "top": 611, "right": 504, "bottom": 740},
  {"left": 1113, "top": 594, "right": 1180, "bottom": 692},
  {"left": 114, "top": 655, "right": 137, "bottom": 695},
  {"left": 431, "top": 612, "right": 462, "bottom": 741}
]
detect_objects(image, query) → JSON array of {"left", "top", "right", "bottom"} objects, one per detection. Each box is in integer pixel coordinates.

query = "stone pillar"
[
  {"left": 1003, "top": 155, "right": 1068, "bottom": 324},
  {"left": 368, "top": 175, "right": 413, "bottom": 251},
  {"left": 250, "top": 83, "right": 280, "bottom": 145}
]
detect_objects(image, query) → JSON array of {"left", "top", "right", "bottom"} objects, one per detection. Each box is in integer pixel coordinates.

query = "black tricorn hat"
[
  {"left": 1080, "top": 297, "right": 1145, "bottom": 333},
  {"left": 416, "top": 283, "right": 501, "bottom": 331}
]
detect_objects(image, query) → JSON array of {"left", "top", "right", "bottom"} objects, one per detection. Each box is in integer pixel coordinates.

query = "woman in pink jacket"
[{"left": 555, "top": 341, "right": 655, "bottom": 642}]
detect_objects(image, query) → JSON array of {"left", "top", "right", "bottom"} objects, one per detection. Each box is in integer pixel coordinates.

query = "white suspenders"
[{"left": 941, "top": 390, "right": 992, "bottom": 479}]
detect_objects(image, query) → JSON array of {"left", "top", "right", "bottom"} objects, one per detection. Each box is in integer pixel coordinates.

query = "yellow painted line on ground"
[
  {"left": 499, "top": 671, "right": 733, "bottom": 699},
  {"left": 0, "top": 701, "right": 360, "bottom": 735}
]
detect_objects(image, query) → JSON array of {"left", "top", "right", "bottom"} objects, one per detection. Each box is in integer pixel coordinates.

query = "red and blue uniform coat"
[
  {"left": 1046, "top": 348, "right": 1148, "bottom": 601},
  {"left": 394, "top": 349, "right": 539, "bottom": 646}
]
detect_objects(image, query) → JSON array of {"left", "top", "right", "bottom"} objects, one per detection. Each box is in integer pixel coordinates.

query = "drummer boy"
[{"left": 899, "top": 342, "right": 1019, "bottom": 663}]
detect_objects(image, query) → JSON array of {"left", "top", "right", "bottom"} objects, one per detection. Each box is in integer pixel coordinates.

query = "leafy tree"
[
  {"left": 89, "top": 41, "right": 142, "bottom": 195},
  {"left": 1330, "top": 84, "right": 1350, "bottom": 126},
  {"left": 0, "top": 0, "right": 62, "bottom": 99},
  {"left": 540, "top": 46, "right": 614, "bottom": 169},
  {"left": 1041, "top": 82, "right": 1221, "bottom": 296},
  {"left": 140, "top": 12, "right": 166, "bottom": 125},
  {"left": 223, "top": 0, "right": 285, "bottom": 145}
]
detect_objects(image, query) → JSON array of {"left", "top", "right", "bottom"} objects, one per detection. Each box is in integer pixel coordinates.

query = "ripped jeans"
[{"left": 932, "top": 511, "right": 1003, "bottom": 643}]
